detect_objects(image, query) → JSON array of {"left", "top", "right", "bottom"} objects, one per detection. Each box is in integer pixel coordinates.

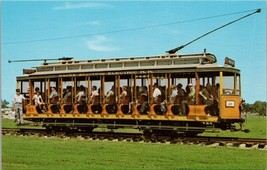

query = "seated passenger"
[
  {"left": 119, "top": 86, "right": 127, "bottom": 103},
  {"left": 153, "top": 95, "right": 166, "bottom": 115},
  {"left": 75, "top": 85, "right": 87, "bottom": 114},
  {"left": 152, "top": 83, "right": 161, "bottom": 103},
  {"left": 105, "top": 86, "right": 115, "bottom": 104},
  {"left": 199, "top": 83, "right": 213, "bottom": 105},
  {"left": 181, "top": 83, "right": 195, "bottom": 115},
  {"left": 199, "top": 83, "right": 215, "bottom": 116},
  {"left": 62, "top": 87, "right": 72, "bottom": 104},
  {"left": 49, "top": 87, "right": 60, "bottom": 113},
  {"left": 121, "top": 95, "right": 131, "bottom": 114},
  {"left": 62, "top": 87, "right": 73, "bottom": 113},
  {"left": 90, "top": 86, "right": 99, "bottom": 104},
  {"left": 105, "top": 86, "right": 117, "bottom": 114},
  {"left": 32, "top": 91, "right": 45, "bottom": 113},
  {"left": 76, "top": 85, "right": 86, "bottom": 105},
  {"left": 49, "top": 87, "right": 59, "bottom": 104},
  {"left": 176, "top": 83, "right": 186, "bottom": 104},
  {"left": 137, "top": 94, "right": 149, "bottom": 115}
]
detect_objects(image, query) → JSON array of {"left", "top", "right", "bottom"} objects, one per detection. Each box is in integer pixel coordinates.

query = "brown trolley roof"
[{"left": 17, "top": 52, "right": 240, "bottom": 80}]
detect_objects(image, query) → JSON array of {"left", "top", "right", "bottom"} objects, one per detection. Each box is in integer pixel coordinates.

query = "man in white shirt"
[
  {"left": 12, "top": 89, "right": 26, "bottom": 125},
  {"left": 153, "top": 83, "right": 161, "bottom": 102},
  {"left": 76, "top": 85, "right": 86, "bottom": 104},
  {"left": 90, "top": 86, "right": 99, "bottom": 104}
]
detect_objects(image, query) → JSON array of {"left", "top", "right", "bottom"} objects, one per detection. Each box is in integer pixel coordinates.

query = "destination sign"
[{"left": 224, "top": 57, "right": 235, "bottom": 67}]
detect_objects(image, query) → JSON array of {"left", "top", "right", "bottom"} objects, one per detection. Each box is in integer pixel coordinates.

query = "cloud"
[
  {"left": 78, "top": 21, "right": 101, "bottom": 27},
  {"left": 85, "top": 36, "right": 119, "bottom": 52},
  {"left": 53, "top": 2, "right": 113, "bottom": 10}
]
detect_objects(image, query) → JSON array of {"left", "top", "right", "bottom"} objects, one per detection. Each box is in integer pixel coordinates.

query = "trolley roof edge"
[{"left": 16, "top": 52, "right": 240, "bottom": 80}]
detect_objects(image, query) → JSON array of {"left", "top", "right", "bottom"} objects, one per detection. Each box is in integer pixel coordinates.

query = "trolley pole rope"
[
  {"left": 166, "top": 9, "right": 261, "bottom": 54},
  {"left": 8, "top": 57, "right": 73, "bottom": 63}
]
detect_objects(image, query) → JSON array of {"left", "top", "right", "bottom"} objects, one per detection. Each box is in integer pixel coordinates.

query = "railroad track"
[{"left": 2, "top": 127, "right": 266, "bottom": 149}]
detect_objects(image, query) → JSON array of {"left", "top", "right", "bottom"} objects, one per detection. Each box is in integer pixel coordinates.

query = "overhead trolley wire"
[
  {"left": 2, "top": 8, "right": 262, "bottom": 45},
  {"left": 167, "top": 8, "right": 261, "bottom": 53}
]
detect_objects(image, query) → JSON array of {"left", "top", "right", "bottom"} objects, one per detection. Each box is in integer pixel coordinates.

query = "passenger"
[
  {"left": 211, "top": 83, "right": 220, "bottom": 116},
  {"left": 90, "top": 86, "right": 101, "bottom": 114},
  {"left": 76, "top": 85, "right": 86, "bottom": 104},
  {"left": 76, "top": 85, "right": 87, "bottom": 113},
  {"left": 159, "top": 86, "right": 165, "bottom": 97},
  {"left": 154, "top": 95, "right": 166, "bottom": 115},
  {"left": 199, "top": 83, "right": 214, "bottom": 105},
  {"left": 176, "top": 83, "right": 186, "bottom": 104},
  {"left": 61, "top": 87, "right": 73, "bottom": 113},
  {"left": 24, "top": 88, "right": 30, "bottom": 105},
  {"left": 141, "top": 86, "right": 148, "bottom": 96},
  {"left": 181, "top": 83, "right": 195, "bottom": 115},
  {"left": 49, "top": 87, "right": 59, "bottom": 104},
  {"left": 32, "top": 91, "right": 45, "bottom": 113},
  {"left": 49, "top": 87, "right": 60, "bottom": 113},
  {"left": 214, "top": 83, "right": 220, "bottom": 102},
  {"left": 62, "top": 87, "right": 72, "bottom": 104},
  {"left": 35, "top": 87, "right": 40, "bottom": 93},
  {"left": 120, "top": 86, "right": 127, "bottom": 103},
  {"left": 138, "top": 94, "right": 149, "bottom": 114},
  {"left": 106, "top": 85, "right": 115, "bottom": 104},
  {"left": 153, "top": 83, "right": 161, "bottom": 102},
  {"left": 215, "top": 83, "right": 220, "bottom": 115},
  {"left": 90, "top": 86, "right": 99, "bottom": 104},
  {"left": 12, "top": 88, "right": 26, "bottom": 125},
  {"left": 62, "top": 88, "right": 67, "bottom": 99},
  {"left": 105, "top": 85, "right": 117, "bottom": 114}
]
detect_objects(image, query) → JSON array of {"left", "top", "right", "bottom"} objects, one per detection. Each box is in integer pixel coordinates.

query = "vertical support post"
[
  {"left": 219, "top": 71, "right": 223, "bottom": 95},
  {"left": 117, "top": 75, "right": 121, "bottom": 104},
  {"left": 47, "top": 79, "right": 51, "bottom": 104},
  {"left": 239, "top": 74, "right": 241, "bottom": 96},
  {"left": 166, "top": 73, "right": 170, "bottom": 103},
  {"left": 149, "top": 74, "right": 153, "bottom": 104},
  {"left": 59, "top": 78, "right": 63, "bottom": 100},
  {"left": 195, "top": 72, "right": 200, "bottom": 105},
  {"left": 74, "top": 77, "right": 77, "bottom": 103},
  {"left": 167, "top": 73, "right": 174, "bottom": 103},
  {"left": 234, "top": 73, "right": 237, "bottom": 95},
  {"left": 28, "top": 79, "right": 34, "bottom": 105},
  {"left": 57, "top": 78, "right": 60, "bottom": 97},
  {"left": 133, "top": 75, "right": 136, "bottom": 102},
  {"left": 101, "top": 76, "right": 105, "bottom": 104},
  {"left": 87, "top": 76, "right": 91, "bottom": 101}
]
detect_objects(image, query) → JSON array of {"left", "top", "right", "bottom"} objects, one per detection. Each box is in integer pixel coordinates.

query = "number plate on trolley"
[{"left": 225, "top": 100, "right": 235, "bottom": 107}]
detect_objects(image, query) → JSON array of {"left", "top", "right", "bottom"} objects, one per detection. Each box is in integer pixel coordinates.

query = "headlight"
[{"left": 226, "top": 101, "right": 235, "bottom": 107}]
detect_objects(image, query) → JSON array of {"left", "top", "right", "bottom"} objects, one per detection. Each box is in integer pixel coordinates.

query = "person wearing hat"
[
  {"left": 181, "top": 83, "right": 195, "bottom": 115},
  {"left": 199, "top": 83, "right": 214, "bottom": 105},
  {"left": 187, "top": 83, "right": 195, "bottom": 102},
  {"left": 176, "top": 83, "right": 185, "bottom": 104},
  {"left": 12, "top": 88, "right": 26, "bottom": 125}
]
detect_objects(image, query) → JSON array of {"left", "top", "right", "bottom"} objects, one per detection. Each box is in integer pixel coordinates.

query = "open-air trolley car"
[{"left": 16, "top": 50, "right": 244, "bottom": 136}]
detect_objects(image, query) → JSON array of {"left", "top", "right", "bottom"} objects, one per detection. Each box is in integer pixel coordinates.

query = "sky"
[{"left": 1, "top": 1, "right": 266, "bottom": 105}]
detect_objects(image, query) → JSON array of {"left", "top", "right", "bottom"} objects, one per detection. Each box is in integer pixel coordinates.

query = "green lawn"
[
  {"left": 201, "top": 115, "right": 267, "bottom": 138},
  {"left": 2, "top": 115, "right": 267, "bottom": 170},
  {"left": 2, "top": 135, "right": 266, "bottom": 170}
]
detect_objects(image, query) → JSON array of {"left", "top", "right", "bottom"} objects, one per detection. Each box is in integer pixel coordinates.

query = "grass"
[
  {"left": 2, "top": 135, "right": 267, "bottom": 170},
  {"left": 201, "top": 115, "right": 267, "bottom": 138},
  {"left": 2, "top": 115, "right": 267, "bottom": 170}
]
